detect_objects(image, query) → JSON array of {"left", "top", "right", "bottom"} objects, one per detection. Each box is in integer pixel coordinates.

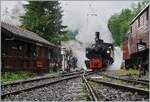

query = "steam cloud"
[{"left": 1, "top": 1, "right": 26, "bottom": 26}]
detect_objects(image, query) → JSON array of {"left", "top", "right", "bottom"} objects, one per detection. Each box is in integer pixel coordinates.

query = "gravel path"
[{"left": 3, "top": 78, "right": 86, "bottom": 101}]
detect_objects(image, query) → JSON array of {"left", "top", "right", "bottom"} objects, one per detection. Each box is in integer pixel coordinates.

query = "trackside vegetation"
[{"left": 1, "top": 71, "right": 34, "bottom": 84}]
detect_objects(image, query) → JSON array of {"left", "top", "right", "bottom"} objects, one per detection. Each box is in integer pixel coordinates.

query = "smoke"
[
  {"left": 108, "top": 47, "right": 123, "bottom": 70},
  {"left": 61, "top": 40, "right": 87, "bottom": 70},
  {"left": 9, "top": 1, "right": 25, "bottom": 25},
  {"left": 1, "top": 1, "right": 26, "bottom": 26}
]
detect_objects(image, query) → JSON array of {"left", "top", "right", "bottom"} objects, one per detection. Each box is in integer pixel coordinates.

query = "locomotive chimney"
[
  {"left": 95, "top": 32, "right": 100, "bottom": 42},
  {"left": 95, "top": 32, "right": 103, "bottom": 43},
  {"left": 95, "top": 32, "right": 100, "bottom": 39}
]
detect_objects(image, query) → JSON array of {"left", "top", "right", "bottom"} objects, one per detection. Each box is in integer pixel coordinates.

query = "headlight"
[{"left": 107, "top": 50, "right": 110, "bottom": 53}]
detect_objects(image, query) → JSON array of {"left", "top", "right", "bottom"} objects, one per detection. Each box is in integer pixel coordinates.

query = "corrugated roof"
[
  {"left": 1, "top": 22, "right": 57, "bottom": 47},
  {"left": 130, "top": 4, "right": 149, "bottom": 25}
]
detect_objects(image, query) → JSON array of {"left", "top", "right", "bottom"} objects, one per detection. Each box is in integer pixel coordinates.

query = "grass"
[
  {"left": 113, "top": 79, "right": 122, "bottom": 84},
  {"left": 114, "top": 69, "right": 149, "bottom": 80},
  {"left": 1, "top": 70, "right": 60, "bottom": 84},
  {"left": 1, "top": 71, "right": 34, "bottom": 84},
  {"left": 114, "top": 69, "right": 139, "bottom": 76},
  {"left": 141, "top": 72, "right": 149, "bottom": 80},
  {"left": 124, "top": 92, "right": 132, "bottom": 97}
]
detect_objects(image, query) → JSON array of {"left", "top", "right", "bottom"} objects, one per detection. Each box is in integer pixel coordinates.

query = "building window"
[
  {"left": 12, "top": 46, "right": 17, "bottom": 50},
  {"left": 138, "top": 17, "right": 140, "bottom": 27},
  {"left": 18, "top": 45, "right": 22, "bottom": 51},
  {"left": 146, "top": 9, "right": 149, "bottom": 20},
  {"left": 140, "top": 15, "right": 144, "bottom": 26},
  {"left": 130, "top": 26, "right": 132, "bottom": 33}
]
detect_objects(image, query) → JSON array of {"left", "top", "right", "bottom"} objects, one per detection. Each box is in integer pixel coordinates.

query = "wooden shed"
[{"left": 1, "top": 22, "right": 61, "bottom": 73}]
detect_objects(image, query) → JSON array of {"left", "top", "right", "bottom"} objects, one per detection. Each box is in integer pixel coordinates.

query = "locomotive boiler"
[{"left": 85, "top": 32, "right": 114, "bottom": 71}]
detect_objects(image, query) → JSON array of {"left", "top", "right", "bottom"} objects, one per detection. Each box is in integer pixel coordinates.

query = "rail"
[
  {"left": 82, "top": 75, "right": 98, "bottom": 101},
  {"left": 98, "top": 73, "right": 149, "bottom": 85},
  {"left": 87, "top": 78, "right": 149, "bottom": 96},
  {"left": 1, "top": 74, "right": 82, "bottom": 99}
]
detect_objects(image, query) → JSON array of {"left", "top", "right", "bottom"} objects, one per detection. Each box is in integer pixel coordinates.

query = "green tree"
[
  {"left": 108, "top": 9, "right": 133, "bottom": 46},
  {"left": 108, "top": 1, "right": 149, "bottom": 46},
  {"left": 20, "top": 1, "right": 68, "bottom": 44}
]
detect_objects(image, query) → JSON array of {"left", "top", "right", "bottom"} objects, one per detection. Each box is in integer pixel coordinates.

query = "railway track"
[
  {"left": 98, "top": 73, "right": 149, "bottom": 86},
  {"left": 82, "top": 75, "right": 98, "bottom": 101},
  {"left": 82, "top": 74, "right": 109, "bottom": 101},
  {"left": 88, "top": 78, "right": 149, "bottom": 101},
  {"left": 2, "top": 71, "right": 83, "bottom": 87},
  {"left": 94, "top": 73, "right": 149, "bottom": 91},
  {"left": 87, "top": 78, "right": 149, "bottom": 95},
  {"left": 1, "top": 71, "right": 84, "bottom": 99},
  {"left": 83, "top": 73, "right": 149, "bottom": 101},
  {"left": 1, "top": 70, "right": 96, "bottom": 100},
  {"left": 138, "top": 79, "right": 149, "bottom": 83}
]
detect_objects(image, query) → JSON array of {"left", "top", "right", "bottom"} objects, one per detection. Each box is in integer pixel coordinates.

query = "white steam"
[
  {"left": 1, "top": 1, "right": 26, "bottom": 26},
  {"left": 108, "top": 47, "right": 123, "bottom": 70},
  {"left": 61, "top": 40, "right": 87, "bottom": 70}
]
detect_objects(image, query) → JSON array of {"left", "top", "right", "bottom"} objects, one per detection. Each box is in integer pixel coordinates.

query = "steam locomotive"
[{"left": 85, "top": 32, "right": 114, "bottom": 71}]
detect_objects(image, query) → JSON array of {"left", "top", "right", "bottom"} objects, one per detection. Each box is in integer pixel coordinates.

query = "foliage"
[
  {"left": 108, "top": 9, "right": 133, "bottom": 46},
  {"left": 108, "top": 0, "right": 149, "bottom": 46},
  {"left": 20, "top": 1, "right": 68, "bottom": 44},
  {"left": 1, "top": 71, "right": 34, "bottom": 84},
  {"left": 114, "top": 69, "right": 148, "bottom": 80}
]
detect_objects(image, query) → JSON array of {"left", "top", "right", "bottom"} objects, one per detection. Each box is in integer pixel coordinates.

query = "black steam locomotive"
[{"left": 85, "top": 32, "right": 114, "bottom": 71}]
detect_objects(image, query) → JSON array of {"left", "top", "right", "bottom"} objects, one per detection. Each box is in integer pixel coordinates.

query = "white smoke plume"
[
  {"left": 108, "top": 47, "right": 123, "bottom": 70},
  {"left": 62, "top": 40, "right": 87, "bottom": 70},
  {"left": 1, "top": 1, "right": 26, "bottom": 26}
]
